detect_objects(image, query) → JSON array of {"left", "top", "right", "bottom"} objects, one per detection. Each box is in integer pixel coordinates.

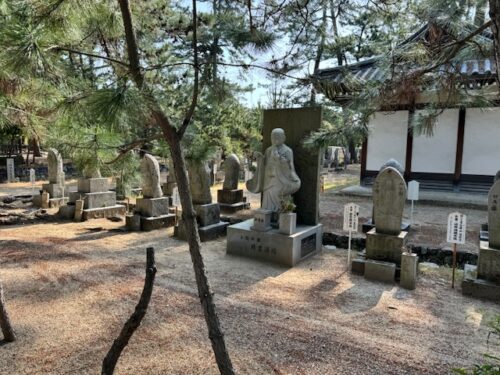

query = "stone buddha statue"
[{"left": 246, "top": 128, "right": 301, "bottom": 213}]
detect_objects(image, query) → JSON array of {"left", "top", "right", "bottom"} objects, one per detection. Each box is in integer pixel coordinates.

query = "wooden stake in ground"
[
  {"left": 0, "top": 280, "right": 16, "bottom": 342},
  {"left": 102, "top": 247, "right": 157, "bottom": 375},
  {"left": 446, "top": 212, "right": 466, "bottom": 289},
  {"left": 452, "top": 243, "right": 457, "bottom": 289}
]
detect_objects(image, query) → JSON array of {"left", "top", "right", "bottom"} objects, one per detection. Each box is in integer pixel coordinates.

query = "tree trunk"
[
  {"left": 348, "top": 141, "right": 357, "bottom": 164},
  {"left": 32, "top": 137, "right": 41, "bottom": 158},
  {"left": 167, "top": 136, "right": 235, "bottom": 375},
  {"left": 490, "top": 0, "right": 500, "bottom": 88},
  {"left": 0, "top": 280, "right": 16, "bottom": 342},
  {"left": 102, "top": 248, "right": 157, "bottom": 375},
  {"left": 310, "top": 5, "right": 328, "bottom": 104}
]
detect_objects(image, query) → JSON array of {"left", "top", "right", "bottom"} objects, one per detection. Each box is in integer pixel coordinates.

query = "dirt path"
[{"left": 1, "top": 217, "right": 499, "bottom": 374}]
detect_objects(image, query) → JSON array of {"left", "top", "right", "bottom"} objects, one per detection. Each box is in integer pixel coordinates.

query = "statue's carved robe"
[{"left": 247, "top": 144, "right": 301, "bottom": 212}]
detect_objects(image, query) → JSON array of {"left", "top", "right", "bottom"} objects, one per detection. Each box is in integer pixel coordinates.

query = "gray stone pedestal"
[
  {"left": 217, "top": 189, "right": 249, "bottom": 213},
  {"left": 174, "top": 203, "right": 229, "bottom": 241},
  {"left": 364, "top": 260, "right": 396, "bottom": 283},
  {"left": 226, "top": 219, "right": 322, "bottom": 267},
  {"left": 136, "top": 197, "right": 170, "bottom": 217},
  {"left": 63, "top": 178, "right": 125, "bottom": 221},
  {"left": 400, "top": 252, "right": 418, "bottom": 290},
  {"left": 462, "top": 241, "right": 500, "bottom": 301},
  {"left": 42, "top": 183, "right": 65, "bottom": 198},
  {"left": 128, "top": 197, "right": 175, "bottom": 231},
  {"left": 365, "top": 229, "right": 408, "bottom": 264}
]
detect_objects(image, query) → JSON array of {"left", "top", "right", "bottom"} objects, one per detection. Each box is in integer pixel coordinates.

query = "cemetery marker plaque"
[
  {"left": 6, "top": 158, "right": 14, "bottom": 183},
  {"left": 447, "top": 212, "right": 467, "bottom": 288},
  {"left": 29, "top": 168, "right": 36, "bottom": 195},
  {"left": 343, "top": 203, "right": 359, "bottom": 267}
]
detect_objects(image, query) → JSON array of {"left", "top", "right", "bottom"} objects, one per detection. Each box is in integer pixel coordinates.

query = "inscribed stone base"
[
  {"left": 364, "top": 259, "right": 396, "bottom": 283},
  {"left": 58, "top": 204, "right": 76, "bottom": 219},
  {"left": 219, "top": 202, "right": 250, "bottom": 213},
  {"left": 400, "top": 252, "right": 418, "bottom": 290},
  {"left": 69, "top": 191, "right": 116, "bottom": 209},
  {"left": 77, "top": 178, "right": 108, "bottom": 193},
  {"left": 365, "top": 228, "right": 408, "bottom": 264},
  {"left": 174, "top": 219, "right": 229, "bottom": 242},
  {"left": 217, "top": 189, "right": 243, "bottom": 204},
  {"left": 477, "top": 241, "right": 500, "bottom": 283},
  {"left": 42, "top": 183, "right": 65, "bottom": 198},
  {"left": 462, "top": 278, "right": 500, "bottom": 302},
  {"left": 140, "top": 214, "right": 176, "bottom": 231},
  {"left": 82, "top": 205, "right": 126, "bottom": 220},
  {"left": 136, "top": 197, "right": 169, "bottom": 217},
  {"left": 226, "top": 219, "right": 323, "bottom": 267},
  {"left": 195, "top": 203, "right": 221, "bottom": 227}
]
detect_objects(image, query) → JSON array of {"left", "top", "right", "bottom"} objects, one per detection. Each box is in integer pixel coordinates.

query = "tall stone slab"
[
  {"left": 262, "top": 107, "right": 322, "bottom": 225},
  {"left": 488, "top": 180, "right": 500, "bottom": 249},
  {"left": 141, "top": 154, "right": 163, "bottom": 198},
  {"left": 188, "top": 160, "right": 213, "bottom": 205},
  {"left": 47, "top": 148, "right": 64, "bottom": 185},
  {"left": 373, "top": 167, "right": 407, "bottom": 235},
  {"left": 222, "top": 154, "right": 240, "bottom": 190}
]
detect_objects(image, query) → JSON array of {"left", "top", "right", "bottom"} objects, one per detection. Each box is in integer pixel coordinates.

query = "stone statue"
[
  {"left": 188, "top": 160, "right": 212, "bottom": 205},
  {"left": 247, "top": 128, "right": 301, "bottom": 213},
  {"left": 47, "top": 148, "right": 64, "bottom": 185},
  {"left": 140, "top": 153, "right": 163, "bottom": 198},
  {"left": 380, "top": 158, "right": 404, "bottom": 175},
  {"left": 223, "top": 154, "right": 240, "bottom": 190}
]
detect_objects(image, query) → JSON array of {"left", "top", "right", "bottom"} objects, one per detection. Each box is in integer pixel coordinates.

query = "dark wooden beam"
[
  {"left": 454, "top": 107, "right": 466, "bottom": 184},
  {"left": 404, "top": 110, "right": 414, "bottom": 180},
  {"left": 360, "top": 137, "right": 368, "bottom": 183}
]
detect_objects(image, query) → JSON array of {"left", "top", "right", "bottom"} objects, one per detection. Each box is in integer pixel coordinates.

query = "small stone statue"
[
  {"left": 223, "top": 154, "right": 240, "bottom": 190},
  {"left": 380, "top": 158, "right": 404, "bottom": 176},
  {"left": 247, "top": 128, "right": 301, "bottom": 213},
  {"left": 47, "top": 148, "right": 64, "bottom": 185},
  {"left": 140, "top": 153, "right": 163, "bottom": 198}
]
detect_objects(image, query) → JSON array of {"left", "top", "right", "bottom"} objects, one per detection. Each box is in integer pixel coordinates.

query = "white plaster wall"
[
  {"left": 411, "top": 109, "right": 458, "bottom": 173},
  {"left": 366, "top": 111, "right": 408, "bottom": 171},
  {"left": 462, "top": 107, "right": 500, "bottom": 176}
]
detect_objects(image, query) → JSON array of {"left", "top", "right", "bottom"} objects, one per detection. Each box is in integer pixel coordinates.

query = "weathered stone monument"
[
  {"left": 227, "top": 108, "right": 323, "bottom": 267},
  {"left": 353, "top": 166, "right": 415, "bottom": 287},
  {"left": 127, "top": 154, "right": 175, "bottom": 231},
  {"left": 217, "top": 154, "right": 249, "bottom": 213},
  {"left": 34, "top": 148, "right": 66, "bottom": 208},
  {"left": 362, "top": 158, "right": 410, "bottom": 233},
  {"left": 175, "top": 159, "right": 228, "bottom": 241},
  {"left": 463, "top": 177, "right": 500, "bottom": 301},
  {"left": 63, "top": 166, "right": 125, "bottom": 221},
  {"left": 162, "top": 159, "right": 177, "bottom": 201}
]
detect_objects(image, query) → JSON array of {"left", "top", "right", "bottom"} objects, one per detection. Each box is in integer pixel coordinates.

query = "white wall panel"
[
  {"left": 462, "top": 107, "right": 500, "bottom": 176},
  {"left": 412, "top": 109, "right": 458, "bottom": 173},
  {"left": 366, "top": 111, "right": 408, "bottom": 171}
]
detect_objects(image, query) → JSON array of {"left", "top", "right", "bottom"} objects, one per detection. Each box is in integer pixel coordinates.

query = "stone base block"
[
  {"left": 69, "top": 191, "right": 116, "bottom": 209},
  {"left": 141, "top": 214, "right": 176, "bottom": 231},
  {"left": 351, "top": 258, "right": 366, "bottom": 275},
  {"left": 219, "top": 202, "right": 250, "bottom": 213},
  {"left": 195, "top": 203, "right": 221, "bottom": 227},
  {"left": 462, "top": 278, "right": 500, "bottom": 302},
  {"left": 217, "top": 189, "right": 243, "bottom": 204},
  {"left": 365, "top": 229, "right": 408, "bottom": 264},
  {"left": 42, "top": 183, "right": 65, "bottom": 198},
  {"left": 175, "top": 219, "right": 229, "bottom": 242},
  {"left": 78, "top": 178, "right": 108, "bottom": 193},
  {"left": 364, "top": 260, "right": 396, "bottom": 283},
  {"left": 82, "top": 205, "right": 126, "bottom": 220},
  {"left": 477, "top": 241, "right": 500, "bottom": 283},
  {"left": 226, "top": 219, "right": 323, "bottom": 267},
  {"left": 126, "top": 214, "right": 142, "bottom": 231},
  {"left": 58, "top": 205, "right": 76, "bottom": 219},
  {"left": 400, "top": 252, "right": 418, "bottom": 290},
  {"left": 136, "top": 197, "right": 169, "bottom": 217}
]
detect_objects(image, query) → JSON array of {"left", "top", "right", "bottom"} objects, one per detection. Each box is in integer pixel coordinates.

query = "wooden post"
[{"left": 452, "top": 243, "right": 457, "bottom": 289}]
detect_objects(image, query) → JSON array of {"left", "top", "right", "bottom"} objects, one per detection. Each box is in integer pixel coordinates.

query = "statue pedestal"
[
  {"left": 226, "top": 219, "right": 322, "bottom": 267},
  {"left": 462, "top": 241, "right": 500, "bottom": 301},
  {"left": 365, "top": 229, "right": 408, "bottom": 264},
  {"left": 61, "top": 178, "right": 125, "bottom": 221},
  {"left": 217, "top": 189, "right": 249, "bottom": 213},
  {"left": 42, "top": 183, "right": 65, "bottom": 198}
]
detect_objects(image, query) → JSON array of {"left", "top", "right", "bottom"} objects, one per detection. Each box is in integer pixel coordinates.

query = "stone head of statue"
[{"left": 271, "top": 128, "right": 286, "bottom": 146}]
